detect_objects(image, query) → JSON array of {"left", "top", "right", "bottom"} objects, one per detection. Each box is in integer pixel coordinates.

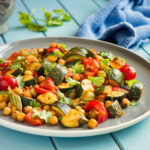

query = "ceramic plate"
[{"left": 0, "top": 37, "right": 150, "bottom": 137}]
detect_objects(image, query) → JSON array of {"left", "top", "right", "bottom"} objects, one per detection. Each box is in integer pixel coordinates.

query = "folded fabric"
[{"left": 77, "top": 0, "right": 150, "bottom": 49}]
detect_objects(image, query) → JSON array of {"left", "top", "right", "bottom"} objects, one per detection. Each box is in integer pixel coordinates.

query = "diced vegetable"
[
  {"left": 58, "top": 83, "right": 74, "bottom": 92},
  {"left": 110, "top": 57, "right": 125, "bottom": 69},
  {"left": 23, "top": 75, "right": 37, "bottom": 86},
  {"left": 11, "top": 68, "right": 24, "bottom": 76},
  {"left": 95, "top": 86, "right": 112, "bottom": 95}
]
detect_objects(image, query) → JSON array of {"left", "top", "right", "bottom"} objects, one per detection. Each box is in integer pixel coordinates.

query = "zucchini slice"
[
  {"left": 65, "top": 89, "right": 76, "bottom": 99},
  {"left": 108, "top": 68, "right": 124, "bottom": 87},
  {"left": 58, "top": 83, "right": 74, "bottom": 92},
  {"left": 23, "top": 75, "right": 37, "bottom": 86},
  {"left": 37, "top": 59, "right": 53, "bottom": 76},
  {"left": 45, "top": 52, "right": 58, "bottom": 62},
  {"left": 110, "top": 57, "right": 125, "bottom": 69},
  {"left": 25, "top": 61, "right": 41, "bottom": 72},
  {"left": 11, "top": 68, "right": 24, "bottom": 76},
  {"left": 52, "top": 103, "right": 71, "bottom": 117},
  {"left": 95, "top": 85, "right": 112, "bottom": 95},
  {"left": 128, "top": 82, "right": 143, "bottom": 100},
  {"left": 107, "top": 100, "right": 122, "bottom": 118},
  {"left": 80, "top": 91, "right": 95, "bottom": 102},
  {"left": 100, "top": 62, "right": 111, "bottom": 74},
  {"left": 20, "top": 96, "right": 34, "bottom": 107},
  {"left": 47, "top": 64, "right": 68, "bottom": 85},
  {"left": 37, "top": 92, "right": 58, "bottom": 104},
  {"left": 99, "top": 51, "right": 113, "bottom": 60}
]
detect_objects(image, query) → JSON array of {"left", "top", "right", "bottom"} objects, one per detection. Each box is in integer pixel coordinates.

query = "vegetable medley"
[{"left": 0, "top": 42, "right": 144, "bottom": 128}]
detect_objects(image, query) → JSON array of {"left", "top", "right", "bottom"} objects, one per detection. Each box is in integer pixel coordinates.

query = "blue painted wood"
[
  {"left": 94, "top": 0, "right": 109, "bottom": 8},
  {"left": 22, "top": 0, "right": 78, "bottom": 36},
  {"left": 53, "top": 134, "right": 120, "bottom": 150},
  {"left": 0, "top": 36, "right": 4, "bottom": 44},
  {"left": 59, "top": 0, "right": 100, "bottom": 25},
  {"left": 3, "top": 0, "right": 44, "bottom": 42},
  {"left": 0, "top": 126, "right": 55, "bottom": 150},
  {"left": 141, "top": 41, "right": 150, "bottom": 56},
  {"left": 112, "top": 117, "right": 150, "bottom": 150}
]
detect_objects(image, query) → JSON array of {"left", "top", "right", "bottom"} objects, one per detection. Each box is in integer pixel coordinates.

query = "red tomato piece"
[
  {"left": 46, "top": 47, "right": 59, "bottom": 54},
  {"left": 6, "top": 51, "right": 19, "bottom": 61},
  {"left": 120, "top": 65, "right": 136, "bottom": 80},
  {"left": 0, "top": 76, "right": 17, "bottom": 90},
  {"left": 25, "top": 109, "right": 44, "bottom": 126},
  {"left": 34, "top": 85, "right": 48, "bottom": 94},
  {"left": 0, "top": 61, "right": 12, "bottom": 68}
]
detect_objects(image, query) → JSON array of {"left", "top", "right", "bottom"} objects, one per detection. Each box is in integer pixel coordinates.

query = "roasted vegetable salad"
[{"left": 0, "top": 42, "right": 144, "bottom": 129}]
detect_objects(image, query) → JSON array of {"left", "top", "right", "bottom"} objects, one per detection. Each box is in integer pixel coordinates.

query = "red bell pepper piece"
[
  {"left": 6, "top": 51, "right": 19, "bottom": 61},
  {"left": 46, "top": 47, "right": 59, "bottom": 54},
  {"left": 34, "top": 85, "right": 48, "bottom": 94}
]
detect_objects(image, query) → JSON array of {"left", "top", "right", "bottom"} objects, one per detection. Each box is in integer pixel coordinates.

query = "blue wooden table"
[{"left": 0, "top": 0, "right": 150, "bottom": 150}]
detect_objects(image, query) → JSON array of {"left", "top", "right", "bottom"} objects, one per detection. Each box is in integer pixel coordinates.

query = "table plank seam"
[
  {"left": 92, "top": 0, "right": 102, "bottom": 8},
  {"left": 56, "top": 0, "right": 80, "bottom": 26},
  {"left": 49, "top": 137, "right": 58, "bottom": 150},
  {"left": 140, "top": 45, "right": 150, "bottom": 57},
  {"left": 21, "top": 0, "right": 46, "bottom": 37},
  {"left": 0, "top": 35, "right": 7, "bottom": 43}
]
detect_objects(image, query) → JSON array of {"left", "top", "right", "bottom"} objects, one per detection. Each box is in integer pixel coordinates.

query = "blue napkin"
[{"left": 77, "top": 0, "right": 150, "bottom": 49}]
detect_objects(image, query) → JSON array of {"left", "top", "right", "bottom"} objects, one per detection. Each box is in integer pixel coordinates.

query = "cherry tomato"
[
  {"left": 6, "top": 51, "right": 19, "bottom": 61},
  {"left": 34, "top": 85, "right": 48, "bottom": 94},
  {"left": 0, "top": 76, "right": 17, "bottom": 90},
  {"left": 25, "top": 109, "right": 44, "bottom": 126},
  {"left": 46, "top": 47, "right": 59, "bottom": 54},
  {"left": 120, "top": 65, "right": 136, "bottom": 80},
  {"left": 40, "top": 78, "right": 57, "bottom": 94}
]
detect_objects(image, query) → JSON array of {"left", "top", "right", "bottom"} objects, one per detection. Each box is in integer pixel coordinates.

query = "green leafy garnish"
[
  {"left": 16, "top": 56, "right": 24, "bottom": 61},
  {"left": 88, "top": 73, "right": 105, "bottom": 86},
  {"left": 16, "top": 75, "right": 25, "bottom": 88},
  {"left": 27, "top": 23, "right": 47, "bottom": 32},
  {"left": 19, "top": 12, "right": 32, "bottom": 26},
  {"left": 54, "top": 51, "right": 63, "bottom": 57},
  {"left": 57, "top": 91, "right": 71, "bottom": 104},
  {"left": 32, "top": 108, "right": 52, "bottom": 123},
  {"left": 59, "top": 44, "right": 66, "bottom": 49},
  {"left": 100, "top": 51, "right": 109, "bottom": 57},
  {"left": 10, "top": 62, "right": 22, "bottom": 69},
  {"left": 100, "top": 59, "right": 110, "bottom": 66},
  {"left": 0, "top": 91, "right": 9, "bottom": 94},
  {"left": 41, "top": 7, "right": 52, "bottom": 25},
  {"left": 30, "top": 100, "right": 41, "bottom": 108},
  {"left": 66, "top": 77, "right": 80, "bottom": 86},
  {"left": 0, "top": 58, "right": 5, "bottom": 64},
  {"left": 73, "top": 62, "right": 84, "bottom": 73},
  {"left": 54, "top": 9, "right": 71, "bottom": 21},
  {"left": 130, "top": 101, "right": 138, "bottom": 106},
  {"left": 125, "top": 79, "right": 140, "bottom": 88}
]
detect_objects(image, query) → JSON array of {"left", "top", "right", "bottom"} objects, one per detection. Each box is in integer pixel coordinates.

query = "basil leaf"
[
  {"left": 27, "top": 23, "right": 47, "bottom": 32},
  {"left": 130, "top": 101, "right": 138, "bottom": 106},
  {"left": 41, "top": 7, "right": 52, "bottom": 25},
  {"left": 66, "top": 77, "right": 80, "bottom": 86},
  {"left": 88, "top": 73, "right": 105, "bottom": 87},
  {"left": 57, "top": 91, "right": 71, "bottom": 104},
  {"left": 100, "top": 59, "right": 110, "bottom": 66},
  {"left": 19, "top": 12, "right": 32, "bottom": 26},
  {"left": 30, "top": 100, "right": 41, "bottom": 108},
  {"left": 125, "top": 79, "right": 140, "bottom": 89},
  {"left": 62, "top": 12, "right": 71, "bottom": 21},
  {"left": 32, "top": 108, "right": 52, "bottom": 123},
  {"left": 54, "top": 51, "right": 63, "bottom": 57},
  {"left": 73, "top": 62, "right": 84, "bottom": 73},
  {"left": 0, "top": 58, "right": 5, "bottom": 64},
  {"left": 16, "top": 75, "right": 25, "bottom": 88}
]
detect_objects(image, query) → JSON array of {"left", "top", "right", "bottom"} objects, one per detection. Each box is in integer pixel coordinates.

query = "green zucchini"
[
  {"left": 80, "top": 47, "right": 94, "bottom": 58},
  {"left": 95, "top": 85, "right": 112, "bottom": 95},
  {"left": 65, "top": 62, "right": 76, "bottom": 68},
  {"left": 37, "top": 59, "right": 53, "bottom": 76},
  {"left": 47, "top": 64, "right": 68, "bottom": 85},
  {"left": 52, "top": 103, "right": 71, "bottom": 117},
  {"left": 106, "top": 91, "right": 126, "bottom": 102},
  {"left": 128, "top": 82, "right": 143, "bottom": 100},
  {"left": 108, "top": 68, "right": 124, "bottom": 87},
  {"left": 20, "top": 96, "right": 34, "bottom": 107},
  {"left": 99, "top": 51, "right": 113, "bottom": 60},
  {"left": 23, "top": 76, "right": 37, "bottom": 86},
  {"left": 11, "top": 68, "right": 24, "bottom": 76},
  {"left": 80, "top": 91, "right": 95, "bottom": 102},
  {"left": 58, "top": 83, "right": 74, "bottom": 92},
  {"left": 107, "top": 100, "right": 122, "bottom": 118},
  {"left": 45, "top": 52, "right": 58, "bottom": 62},
  {"left": 65, "top": 89, "right": 76, "bottom": 99}
]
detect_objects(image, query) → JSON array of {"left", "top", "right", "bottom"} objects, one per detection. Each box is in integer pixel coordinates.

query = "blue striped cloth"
[{"left": 77, "top": 0, "right": 150, "bottom": 49}]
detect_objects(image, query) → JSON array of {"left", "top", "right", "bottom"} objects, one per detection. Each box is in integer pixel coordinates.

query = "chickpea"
[
  {"left": 8, "top": 101, "right": 14, "bottom": 108},
  {"left": 38, "top": 76, "right": 45, "bottom": 83},
  {"left": 31, "top": 48, "right": 38, "bottom": 54},
  {"left": 24, "top": 106, "right": 32, "bottom": 114},
  {"left": 49, "top": 116, "right": 58, "bottom": 125},
  {"left": 20, "top": 48, "right": 29, "bottom": 56},
  {"left": 88, "top": 108, "right": 99, "bottom": 119},
  {"left": 50, "top": 42, "right": 57, "bottom": 48},
  {"left": 105, "top": 100, "right": 112, "bottom": 108},
  {"left": 72, "top": 73, "right": 80, "bottom": 81},
  {"left": 13, "top": 87, "right": 23, "bottom": 95},
  {"left": 12, "top": 106, "right": 16, "bottom": 112},
  {"left": 97, "top": 71, "right": 106, "bottom": 78},
  {"left": 0, "top": 94, "right": 9, "bottom": 102},
  {"left": 24, "top": 70, "right": 32, "bottom": 75},
  {"left": 30, "top": 88, "right": 38, "bottom": 97},
  {"left": 58, "top": 59, "right": 66, "bottom": 66},
  {"left": 75, "top": 106, "right": 85, "bottom": 114},
  {"left": 122, "top": 98, "right": 130, "bottom": 108},
  {"left": 88, "top": 118, "right": 97, "bottom": 129},
  {"left": 37, "top": 48, "right": 43, "bottom": 53},
  {"left": 50, "top": 110, "right": 56, "bottom": 116},
  {"left": 43, "top": 105, "right": 50, "bottom": 111},
  {"left": 16, "top": 112, "right": 25, "bottom": 122},
  {"left": 0, "top": 101, "right": 7, "bottom": 109},
  {"left": 94, "top": 54, "right": 103, "bottom": 61},
  {"left": 22, "top": 91, "right": 32, "bottom": 98},
  {"left": 96, "top": 94, "right": 106, "bottom": 102},
  {"left": 90, "top": 49, "right": 95, "bottom": 53},
  {"left": 12, "top": 111, "right": 20, "bottom": 119},
  {"left": 3, "top": 107, "right": 11, "bottom": 116}
]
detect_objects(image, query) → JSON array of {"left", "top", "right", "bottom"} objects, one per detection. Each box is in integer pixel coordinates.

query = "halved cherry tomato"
[
  {"left": 112, "top": 87, "right": 128, "bottom": 93},
  {"left": 83, "top": 100, "right": 108, "bottom": 124},
  {"left": 0, "top": 76, "right": 17, "bottom": 90},
  {"left": 40, "top": 78, "right": 57, "bottom": 94},
  {"left": 34, "top": 85, "right": 48, "bottom": 94},
  {"left": 25, "top": 109, "right": 44, "bottom": 126},
  {"left": 0, "top": 61, "right": 12, "bottom": 68},
  {"left": 120, "top": 65, "right": 136, "bottom": 80},
  {"left": 6, "top": 51, "right": 19, "bottom": 61},
  {"left": 46, "top": 47, "right": 59, "bottom": 54}
]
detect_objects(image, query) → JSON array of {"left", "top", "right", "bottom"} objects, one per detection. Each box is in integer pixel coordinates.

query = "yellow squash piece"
[{"left": 0, "top": 94, "right": 9, "bottom": 102}]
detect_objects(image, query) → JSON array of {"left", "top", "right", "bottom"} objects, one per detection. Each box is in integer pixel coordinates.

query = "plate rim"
[{"left": 0, "top": 36, "right": 150, "bottom": 137}]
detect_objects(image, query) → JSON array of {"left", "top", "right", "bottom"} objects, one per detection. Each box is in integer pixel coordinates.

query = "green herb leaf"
[
  {"left": 53, "top": 9, "right": 64, "bottom": 14},
  {"left": 27, "top": 23, "right": 47, "bottom": 32},
  {"left": 32, "top": 108, "right": 52, "bottom": 123},
  {"left": 100, "top": 51, "right": 109, "bottom": 57},
  {"left": 88, "top": 73, "right": 105, "bottom": 87},
  {"left": 19, "top": 12, "right": 32, "bottom": 26},
  {"left": 54, "top": 51, "right": 63, "bottom": 57},
  {"left": 16, "top": 75, "right": 25, "bottom": 88},
  {"left": 41, "top": 7, "right": 52, "bottom": 25},
  {"left": 10, "top": 62, "right": 22, "bottom": 69},
  {"left": 66, "top": 77, "right": 80, "bottom": 86},
  {"left": 62, "top": 12, "right": 71, "bottom": 21},
  {"left": 0, "top": 91, "right": 9, "bottom": 94},
  {"left": 100, "top": 59, "right": 110, "bottom": 66},
  {"left": 57, "top": 91, "right": 71, "bottom": 104},
  {"left": 0, "top": 58, "right": 5, "bottom": 64},
  {"left": 130, "top": 101, "right": 138, "bottom": 106},
  {"left": 125, "top": 79, "right": 140, "bottom": 89},
  {"left": 50, "top": 18, "right": 63, "bottom": 26},
  {"left": 59, "top": 44, "right": 66, "bottom": 49},
  {"left": 73, "top": 62, "right": 84, "bottom": 73},
  {"left": 30, "top": 100, "right": 41, "bottom": 108}
]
